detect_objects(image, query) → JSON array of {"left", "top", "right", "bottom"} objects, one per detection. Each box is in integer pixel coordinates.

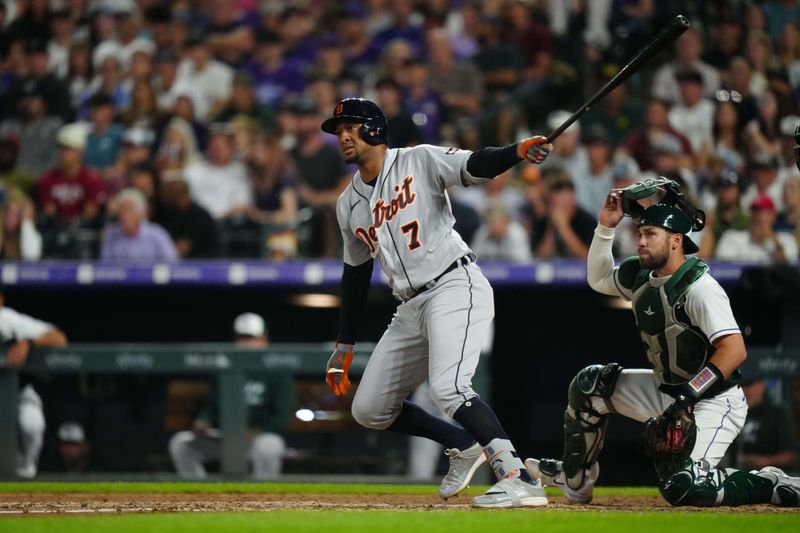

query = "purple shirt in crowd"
[{"left": 101, "top": 222, "right": 179, "bottom": 263}]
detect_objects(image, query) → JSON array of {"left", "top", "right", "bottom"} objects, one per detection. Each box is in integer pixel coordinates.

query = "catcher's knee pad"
[
  {"left": 661, "top": 461, "right": 776, "bottom": 507},
  {"left": 562, "top": 363, "right": 623, "bottom": 478},
  {"left": 659, "top": 462, "right": 719, "bottom": 507}
]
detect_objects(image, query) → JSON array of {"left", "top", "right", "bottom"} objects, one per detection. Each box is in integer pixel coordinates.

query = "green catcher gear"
[
  {"left": 561, "top": 363, "right": 623, "bottom": 486},
  {"left": 638, "top": 203, "right": 699, "bottom": 254},
  {"left": 659, "top": 459, "right": 777, "bottom": 507},
  {"left": 613, "top": 176, "right": 706, "bottom": 233}
]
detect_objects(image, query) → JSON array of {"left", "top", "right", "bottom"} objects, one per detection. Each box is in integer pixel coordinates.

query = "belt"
[{"left": 404, "top": 253, "right": 476, "bottom": 302}]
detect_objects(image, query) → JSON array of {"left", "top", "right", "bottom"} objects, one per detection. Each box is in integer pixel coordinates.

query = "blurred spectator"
[
  {"left": 37, "top": 122, "right": 104, "bottom": 225},
  {"left": 651, "top": 28, "right": 720, "bottom": 105},
  {"left": 540, "top": 111, "right": 588, "bottom": 181},
  {"left": 738, "top": 376, "right": 797, "bottom": 472},
  {"left": 698, "top": 169, "right": 749, "bottom": 259},
  {"left": 105, "top": 125, "right": 156, "bottom": 197},
  {"left": 0, "top": 79, "right": 63, "bottom": 178},
  {"left": 155, "top": 117, "right": 202, "bottom": 174},
  {"left": 362, "top": 38, "right": 414, "bottom": 102},
  {"left": 100, "top": 187, "right": 177, "bottom": 262},
  {"left": 763, "top": 1, "right": 800, "bottom": 44},
  {"left": 243, "top": 31, "right": 304, "bottom": 108},
  {"left": 183, "top": 122, "right": 253, "bottom": 219},
  {"left": 247, "top": 131, "right": 300, "bottom": 226},
  {"left": 668, "top": 69, "right": 715, "bottom": 158},
  {"left": 742, "top": 152, "right": 785, "bottom": 213},
  {"left": 92, "top": 56, "right": 132, "bottom": 115},
  {"left": 168, "top": 313, "right": 294, "bottom": 479},
  {"left": 153, "top": 48, "right": 197, "bottom": 115},
  {"left": 309, "top": 36, "right": 348, "bottom": 83},
  {"left": 775, "top": 175, "right": 800, "bottom": 239},
  {"left": 156, "top": 177, "right": 221, "bottom": 259},
  {"left": 0, "top": 133, "right": 37, "bottom": 197},
  {"left": 582, "top": 67, "right": 644, "bottom": 147},
  {"left": 375, "top": 78, "right": 422, "bottom": 148},
  {"left": 83, "top": 93, "right": 124, "bottom": 173},
  {"left": 176, "top": 29, "right": 234, "bottom": 120},
  {"left": 716, "top": 193, "right": 798, "bottom": 263},
  {"left": 401, "top": 56, "right": 443, "bottom": 144},
  {"left": 0, "top": 292, "right": 68, "bottom": 478},
  {"left": 206, "top": 0, "right": 256, "bottom": 66},
  {"left": 335, "top": 4, "right": 383, "bottom": 82},
  {"left": 508, "top": 0, "right": 554, "bottom": 82},
  {"left": 619, "top": 98, "right": 692, "bottom": 172},
  {"left": 744, "top": 90, "right": 782, "bottom": 160},
  {"left": 470, "top": 199, "right": 532, "bottom": 262},
  {"left": 214, "top": 71, "right": 274, "bottom": 128},
  {"left": 119, "top": 79, "right": 163, "bottom": 129},
  {"left": 373, "top": 0, "right": 424, "bottom": 57},
  {"left": 4, "top": 0, "right": 52, "bottom": 44},
  {"left": 105, "top": 0, "right": 156, "bottom": 71},
  {"left": 608, "top": 157, "right": 642, "bottom": 258},
  {"left": 289, "top": 99, "right": 349, "bottom": 257},
  {"left": 0, "top": 190, "right": 42, "bottom": 261},
  {"left": 743, "top": 31, "right": 774, "bottom": 99},
  {"left": 278, "top": 6, "right": 318, "bottom": 69},
  {"left": 56, "top": 421, "right": 92, "bottom": 473},
  {"left": 452, "top": 167, "right": 525, "bottom": 220},
  {"left": 650, "top": 134, "right": 698, "bottom": 198},
  {"left": 724, "top": 56, "right": 760, "bottom": 126},
  {"left": 66, "top": 43, "right": 94, "bottom": 115},
  {"left": 48, "top": 9, "right": 75, "bottom": 80},
  {"left": 3, "top": 38, "right": 72, "bottom": 122},
  {"left": 527, "top": 167, "right": 595, "bottom": 258},
  {"left": 703, "top": 16, "right": 744, "bottom": 70},
  {"left": 711, "top": 100, "right": 745, "bottom": 172},
  {"left": 128, "top": 163, "right": 160, "bottom": 217},
  {"left": 574, "top": 125, "right": 614, "bottom": 218},
  {"left": 425, "top": 28, "right": 483, "bottom": 149}
]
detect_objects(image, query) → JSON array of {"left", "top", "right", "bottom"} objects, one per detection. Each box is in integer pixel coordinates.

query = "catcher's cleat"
[
  {"left": 439, "top": 442, "right": 486, "bottom": 499},
  {"left": 524, "top": 457, "right": 598, "bottom": 504},
  {"left": 755, "top": 466, "right": 800, "bottom": 507},
  {"left": 471, "top": 477, "right": 548, "bottom": 508}
]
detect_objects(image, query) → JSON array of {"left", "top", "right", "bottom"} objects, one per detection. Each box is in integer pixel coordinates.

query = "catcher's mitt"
[{"left": 642, "top": 402, "right": 697, "bottom": 458}]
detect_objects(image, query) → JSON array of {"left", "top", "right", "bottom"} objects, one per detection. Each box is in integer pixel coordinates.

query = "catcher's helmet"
[
  {"left": 638, "top": 204, "right": 699, "bottom": 254},
  {"left": 320, "top": 98, "right": 388, "bottom": 146}
]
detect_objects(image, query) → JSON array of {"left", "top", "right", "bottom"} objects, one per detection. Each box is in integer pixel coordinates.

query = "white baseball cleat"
[
  {"left": 438, "top": 442, "right": 486, "bottom": 499},
  {"left": 471, "top": 477, "right": 548, "bottom": 508},
  {"left": 755, "top": 466, "right": 800, "bottom": 507},
  {"left": 524, "top": 457, "right": 598, "bottom": 504}
]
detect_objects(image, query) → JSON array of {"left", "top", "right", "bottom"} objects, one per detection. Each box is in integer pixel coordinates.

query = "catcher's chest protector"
[{"left": 630, "top": 257, "right": 711, "bottom": 385}]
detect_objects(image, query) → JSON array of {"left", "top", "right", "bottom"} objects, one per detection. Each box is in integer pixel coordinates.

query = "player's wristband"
[{"left": 684, "top": 362, "right": 723, "bottom": 400}]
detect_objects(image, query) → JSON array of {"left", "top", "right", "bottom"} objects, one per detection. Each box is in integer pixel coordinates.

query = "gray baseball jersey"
[
  {"left": 338, "top": 144, "right": 495, "bottom": 422},
  {"left": 336, "top": 145, "right": 490, "bottom": 301}
]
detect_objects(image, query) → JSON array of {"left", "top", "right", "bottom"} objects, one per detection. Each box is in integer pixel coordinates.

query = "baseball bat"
[{"left": 546, "top": 14, "right": 690, "bottom": 142}]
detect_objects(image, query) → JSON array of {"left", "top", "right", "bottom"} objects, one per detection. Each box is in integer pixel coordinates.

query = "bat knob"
[{"left": 676, "top": 15, "right": 690, "bottom": 28}]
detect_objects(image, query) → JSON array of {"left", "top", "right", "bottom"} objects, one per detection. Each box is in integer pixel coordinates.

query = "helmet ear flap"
[{"left": 359, "top": 120, "right": 386, "bottom": 146}]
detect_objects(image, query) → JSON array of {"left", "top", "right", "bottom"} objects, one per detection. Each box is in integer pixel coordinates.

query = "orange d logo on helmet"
[{"left": 335, "top": 103, "right": 343, "bottom": 115}]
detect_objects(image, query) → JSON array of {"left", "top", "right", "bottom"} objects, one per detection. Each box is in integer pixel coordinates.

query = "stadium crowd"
[{"left": 0, "top": 0, "right": 799, "bottom": 263}]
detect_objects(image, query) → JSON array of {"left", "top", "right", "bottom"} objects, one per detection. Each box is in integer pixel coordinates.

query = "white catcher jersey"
[{"left": 336, "top": 145, "right": 490, "bottom": 301}]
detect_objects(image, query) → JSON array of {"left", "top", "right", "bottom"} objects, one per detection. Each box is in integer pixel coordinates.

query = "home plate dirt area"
[{"left": 0, "top": 492, "right": 796, "bottom": 514}]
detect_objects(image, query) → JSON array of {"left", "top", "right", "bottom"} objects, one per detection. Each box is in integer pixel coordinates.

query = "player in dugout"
[
  {"left": 525, "top": 177, "right": 800, "bottom": 507},
  {"left": 322, "top": 97, "right": 553, "bottom": 508}
]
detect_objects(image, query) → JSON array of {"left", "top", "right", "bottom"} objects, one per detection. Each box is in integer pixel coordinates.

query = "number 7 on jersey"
[{"left": 401, "top": 220, "right": 421, "bottom": 251}]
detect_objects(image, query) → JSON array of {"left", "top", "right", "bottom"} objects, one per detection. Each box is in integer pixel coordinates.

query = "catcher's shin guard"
[
  {"left": 561, "top": 363, "right": 623, "bottom": 483},
  {"left": 660, "top": 459, "right": 774, "bottom": 507}
]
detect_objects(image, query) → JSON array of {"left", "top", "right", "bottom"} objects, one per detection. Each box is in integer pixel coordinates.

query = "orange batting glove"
[
  {"left": 517, "top": 135, "right": 553, "bottom": 164},
  {"left": 326, "top": 342, "right": 354, "bottom": 396}
]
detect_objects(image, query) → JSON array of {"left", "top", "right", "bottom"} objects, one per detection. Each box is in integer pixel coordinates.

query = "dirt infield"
[{"left": 0, "top": 492, "right": 796, "bottom": 515}]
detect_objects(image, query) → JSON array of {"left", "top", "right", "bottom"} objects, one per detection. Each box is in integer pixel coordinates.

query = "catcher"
[{"left": 526, "top": 178, "right": 800, "bottom": 507}]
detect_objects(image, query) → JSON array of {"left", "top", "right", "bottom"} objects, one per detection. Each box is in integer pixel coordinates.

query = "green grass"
[
  {"left": 3, "top": 510, "right": 798, "bottom": 533},
  {"left": 0, "top": 482, "right": 660, "bottom": 497}
]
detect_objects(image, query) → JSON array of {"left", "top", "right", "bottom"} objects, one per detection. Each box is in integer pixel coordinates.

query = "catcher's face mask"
[{"left": 611, "top": 176, "right": 706, "bottom": 232}]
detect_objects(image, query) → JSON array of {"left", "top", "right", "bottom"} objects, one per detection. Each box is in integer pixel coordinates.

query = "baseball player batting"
[
  {"left": 323, "top": 97, "right": 552, "bottom": 508},
  {"left": 525, "top": 182, "right": 800, "bottom": 507}
]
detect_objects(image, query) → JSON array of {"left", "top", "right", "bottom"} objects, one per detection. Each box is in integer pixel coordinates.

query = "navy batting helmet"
[
  {"left": 638, "top": 204, "right": 699, "bottom": 254},
  {"left": 320, "top": 98, "right": 388, "bottom": 146}
]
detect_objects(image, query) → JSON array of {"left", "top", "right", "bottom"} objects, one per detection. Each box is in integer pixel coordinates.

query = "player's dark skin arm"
[{"left": 338, "top": 260, "right": 374, "bottom": 344}]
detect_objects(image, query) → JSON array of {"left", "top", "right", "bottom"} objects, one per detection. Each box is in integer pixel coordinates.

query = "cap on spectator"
[
  {"left": 582, "top": 124, "right": 610, "bottom": 145},
  {"left": 88, "top": 92, "right": 113, "bottom": 108},
  {"left": 750, "top": 193, "right": 776, "bottom": 211},
  {"left": 715, "top": 168, "right": 741, "bottom": 188},
  {"left": 751, "top": 151, "right": 779, "bottom": 169},
  {"left": 122, "top": 126, "right": 155, "bottom": 147},
  {"left": 547, "top": 110, "right": 579, "bottom": 135},
  {"left": 208, "top": 121, "right": 234, "bottom": 137},
  {"left": 611, "top": 157, "right": 640, "bottom": 180},
  {"left": 57, "top": 123, "right": 88, "bottom": 151},
  {"left": 542, "top": 167, "right": 574, "bottom": 190},
  {"left": 234, "top": 313, "right": 267, "bottom": 337},
  {"left": 287, "top": 98, "right": 318, "bottom": 116},
  {"left": 58, "top": 421, "right": 86, "bottom": 443},
  {"left": 675, "top": 68, "right": 703, "bottom": 85},
  {"left": 154, "top": 47, "right": 180, "bottom": 64},
  {"left": 651, "top": 134, "right": 683, "bottom": 155}
]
